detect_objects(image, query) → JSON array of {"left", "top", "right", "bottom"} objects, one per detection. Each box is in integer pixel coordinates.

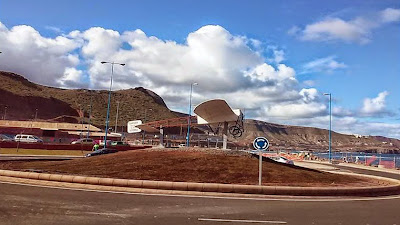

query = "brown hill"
[
  {"left": 240, "top": 120, "right": 400, "bottom": 152},
  {"left": 0, "top": 71, "right": 178, "bottom": 128}
]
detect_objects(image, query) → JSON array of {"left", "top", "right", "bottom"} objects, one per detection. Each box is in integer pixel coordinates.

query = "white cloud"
[
  {"left": 360, "top": 91, "right": 390, "bottom": 116},
  {"left": 332, "top": 106, "right": 353, "bottom": 117},
  {"left": 263, "top": 102, "right": 326, "bottom": 119},
  {"left": 380, "top": 8, "right": 400, "bottom": 23},
  {"left": 245, "top": 63, "right": 296, "bottom": 82},
  {"left": 266, "top": 46, "right": 285, "bottom": 64},
  {"left": 303, "top": 80, "right": 315, "bottom": 87},
  {"left": 287, "top": 26, "right": 301, "bottom": 36},
  {"left": 59, "top": 67, "right": 84, "bottom": 88},
  {"left": 302, "top": 56, "right": 347, "bottom": 74},
  {"left": 45, "top": 26, "right": 63, "bottom": 34},
  {"left": 0, "top": 22, "right": 82, "bottom": 87},
  {"left": 290, "top": 8, "right": 400, "bottom": 44}
]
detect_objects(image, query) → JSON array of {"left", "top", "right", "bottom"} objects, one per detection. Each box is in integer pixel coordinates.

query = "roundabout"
[{"left": 0, "top": 151, "right": 399, "bottom": 225}]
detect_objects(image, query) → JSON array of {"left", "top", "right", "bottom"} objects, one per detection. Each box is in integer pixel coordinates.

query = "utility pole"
[
  {"left": 87, "top": 91, "right": 93, "bottom": 139},
  {"left": 115, "top": 101, "right": 120, "bottom": 133},
  {"left": 324, "top": 93, "right": 332, "bottom": 163},
  {"left": 186, "top": 82, "right": 198, "bottom": 147}
]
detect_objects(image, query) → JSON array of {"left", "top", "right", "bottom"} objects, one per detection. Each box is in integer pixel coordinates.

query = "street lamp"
[
  {"left": 324, "top": 93, "right": 332, "bottom": 163},
  {"left": 115, "top": 101, "right": 120, "bottom": 133},
  {"left": 87, "top": 91, "right": 93, "bottom": 139},
  {"left": 186, "top": 82, "right": 198, "bottom": 147},
  {"left": 101, "top": 61, "right": 125, "bottom": 148}
]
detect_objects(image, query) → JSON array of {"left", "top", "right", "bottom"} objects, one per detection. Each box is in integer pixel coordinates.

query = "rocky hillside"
[
  {"left": 239, "top": 120, "right": 400, "bottom": 152},
  {"left": 0, "top": 71, "right": 178, "bottom": 128}
]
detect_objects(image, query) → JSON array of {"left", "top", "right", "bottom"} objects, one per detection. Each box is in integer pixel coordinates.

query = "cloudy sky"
[{"left": 0, "top": 0, "right": 399, "bottom": 138}]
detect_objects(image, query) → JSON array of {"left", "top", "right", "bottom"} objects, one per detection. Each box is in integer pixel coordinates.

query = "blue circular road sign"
[{"left": 253, "top": 137, "right": 269, "bottom": 150}]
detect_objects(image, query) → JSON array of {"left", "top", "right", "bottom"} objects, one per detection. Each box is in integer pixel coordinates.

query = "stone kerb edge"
[{"left": 0, "top": 169, "right": 399, "bottom": 196}]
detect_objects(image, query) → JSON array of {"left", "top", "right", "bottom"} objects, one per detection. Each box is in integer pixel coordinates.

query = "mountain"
[
  {"left": 238, "top": 120, "right": 400, "bottom": 152},
  {"left": 0, "top": 71, "right": 178, "bottom": 128},
  {"left": 0, "top": 70, "right": 399, "bottom": 152}
]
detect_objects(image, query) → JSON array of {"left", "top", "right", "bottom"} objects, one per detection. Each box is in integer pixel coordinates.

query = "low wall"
[{"left": 0, "top": 169, "right": 398, "bottom": 196}]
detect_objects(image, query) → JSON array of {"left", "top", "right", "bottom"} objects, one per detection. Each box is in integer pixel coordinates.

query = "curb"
[{"left": 0, "top": 169, "right": 399, "bottom": 196}]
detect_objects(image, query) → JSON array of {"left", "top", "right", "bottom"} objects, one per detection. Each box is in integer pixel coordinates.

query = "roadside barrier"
[{"left": 0, "top": 169, "right": 399, "bottom": 196}]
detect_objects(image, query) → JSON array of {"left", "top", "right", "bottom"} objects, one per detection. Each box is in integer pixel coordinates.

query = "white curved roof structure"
[{"left": 194, "top": 99, "right": 242, "bottom": 125}]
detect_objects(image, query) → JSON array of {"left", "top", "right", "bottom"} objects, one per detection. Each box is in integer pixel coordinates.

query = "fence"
[{"left": 314, "top": 152, "right": 400, "bottom": 169}]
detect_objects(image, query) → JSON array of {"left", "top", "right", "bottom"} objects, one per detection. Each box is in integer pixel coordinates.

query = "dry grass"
[{"left": 0, "top": 148, "right": 373, "bottom": 187}]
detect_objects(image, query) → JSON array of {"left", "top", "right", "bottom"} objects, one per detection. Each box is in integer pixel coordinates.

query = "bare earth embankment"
[{"left": 0, "top": 148, "right": 379, "bottom": 187}]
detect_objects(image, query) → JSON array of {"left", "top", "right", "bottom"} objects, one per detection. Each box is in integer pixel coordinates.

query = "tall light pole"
[
  {"left": 186, "top": 82, "right": 198, "bottom": 147},
  {"left": 87, "top": 91, "right": 93, "bottom": 139},
  {"left": 115, "top": 101, "right": 120, "bottom": 133},
  {"left": 101, "top": 61, "right": 125, "bottom": 148},
  {"left": 324, "top": 93, "right": 332, "bottom": 163}
]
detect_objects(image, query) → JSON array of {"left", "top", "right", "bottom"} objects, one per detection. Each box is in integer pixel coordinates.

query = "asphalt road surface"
[
  {"left": 1, "top": 162, "right": 400, "bottom": 225},
  {"left": 331, "top": 163, "right": 400, "bottom": 180},
  {"left": 1, "top": 181, "right": 400, "bottom": 225}
]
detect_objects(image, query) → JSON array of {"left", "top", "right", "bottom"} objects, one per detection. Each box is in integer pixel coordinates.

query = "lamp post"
[
  {"left": 87, "top": 91, "right": 93, "bottom": 139},
  {"left": 324, "top": 93, "right": 332, "bottom": 163},
  {"left": 101, "top": 61, "right": 125, "bottom": 148},
  {"left": 115, "top": 101, "right": 120, "bottom": 133},
  {"left": 186, "top": 82, "right": 198, "bottom": 147}
]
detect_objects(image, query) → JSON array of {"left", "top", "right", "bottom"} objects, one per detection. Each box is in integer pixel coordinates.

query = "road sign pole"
[
  {"left": 259, "top": 150, "right": 262, "bottom": 185},
  {"left": 253, "top": 137, "right": 269, "bottom": 186}
]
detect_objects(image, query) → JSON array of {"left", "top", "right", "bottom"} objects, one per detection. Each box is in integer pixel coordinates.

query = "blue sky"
[{"left": 0, "top": 0, "right": 399, "bottom": 138}]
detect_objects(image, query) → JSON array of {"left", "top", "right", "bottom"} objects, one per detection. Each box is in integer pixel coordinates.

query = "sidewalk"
[
  {"left": 302, "top": 160, "right": 400, "bottom": 175},
  {"left": 294, "top": 161, "right": 339, "bottom": 171}
]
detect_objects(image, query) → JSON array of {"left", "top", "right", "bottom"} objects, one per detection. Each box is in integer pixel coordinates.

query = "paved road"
[
  {"left": 1, "top": 162, "right": 399, "bottom": 225},
  {"left": 0, "top": 181, "right": 400, "bottom": 225},
  {"left": 332, "top": 164, "right": 400, "bottom": 180}
]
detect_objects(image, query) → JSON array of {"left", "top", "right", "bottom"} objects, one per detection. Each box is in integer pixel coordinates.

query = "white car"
[{"left": 14, "top": 134, "right": 43, "bottom": 143}]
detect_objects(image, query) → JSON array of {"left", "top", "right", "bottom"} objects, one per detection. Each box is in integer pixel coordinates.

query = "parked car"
[
  {"left": 71, "top": 138, "right": 94, "bottom": 145},
  {"left": 0, "top": 134, "right": 14, "bottom": 142},
  {"left": 270, "top": 156, "right": 294, "bottom": 165},
  {"left": 111, "top": 141, "right": 129, "bottom": 146},
  {"left": 85, "top": 148, "right": 118, "bottom": 157},
  {"left": 14, "top": 134, "right": 43, "bottom": 143},
  {"left": 178, "top": 143, "right": 186, "bottom": 148}
]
